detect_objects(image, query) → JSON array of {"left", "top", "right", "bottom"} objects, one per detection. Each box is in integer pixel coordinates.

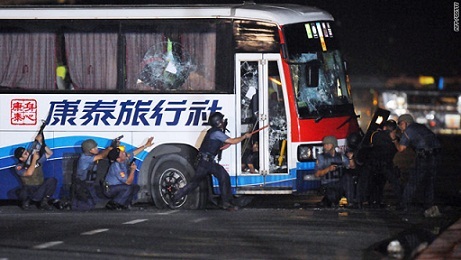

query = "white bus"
[{"left": 0, "top": 3, "right": 361, "bottom": 209}]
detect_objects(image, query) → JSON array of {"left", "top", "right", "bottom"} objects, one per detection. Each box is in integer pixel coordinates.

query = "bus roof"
[{"left": 0, "top": 3, "right": 334, "bottom": 25}]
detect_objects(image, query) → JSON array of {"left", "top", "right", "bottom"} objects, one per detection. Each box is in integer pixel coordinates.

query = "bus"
[{"left": 0, "top": 3, "right": 361, "bottom": 209}]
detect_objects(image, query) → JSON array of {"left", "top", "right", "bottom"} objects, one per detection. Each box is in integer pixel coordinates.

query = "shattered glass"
[
  {"left": 137, "top": 40, "right": 195, "bottom": 90},
  {"left": 292, "top": 50, "right": 351, "bottom": 117},
  {"left": 291, "top": 50, "right": 352, "bottom": 117},
  {"left": 240, "top": 61, "right": 259, "bottom": 124}
]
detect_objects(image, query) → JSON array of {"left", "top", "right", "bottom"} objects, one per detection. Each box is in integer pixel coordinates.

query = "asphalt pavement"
[{"left": 0, "top": 135, "right": 460, "bottom": 259}]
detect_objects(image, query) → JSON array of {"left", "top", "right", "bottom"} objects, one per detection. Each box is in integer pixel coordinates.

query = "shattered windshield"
[{"left": 283, "top": 22, "right": 353, "bottom": 119}]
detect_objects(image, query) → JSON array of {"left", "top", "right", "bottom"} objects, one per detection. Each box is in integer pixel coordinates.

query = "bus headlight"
[{"left": 297, "top": 145, "right": 313, "bottom": 162}]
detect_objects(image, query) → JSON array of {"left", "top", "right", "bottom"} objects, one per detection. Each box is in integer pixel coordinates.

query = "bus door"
[{"left": 236, "top": 54, "right": 288, "bottom": 186}]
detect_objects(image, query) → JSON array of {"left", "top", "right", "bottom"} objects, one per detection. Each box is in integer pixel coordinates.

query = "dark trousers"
[
  {"left": 19, "top": 177, "right": 57, "bottom": 202},
  {"left": 364, "top": 162, "right": 402, "bottom": 205},
  {"left": 176, "top": 159, "right": 232, "bottom": 204},
  {"left": 106, "top": 184, "right": 140, "bottom": 206},
  {"left": 322, "top": 172, "right": 354, "bottom": 205},
  {"left": 403, "top": 155, "right": 437, "bottom": 208}
]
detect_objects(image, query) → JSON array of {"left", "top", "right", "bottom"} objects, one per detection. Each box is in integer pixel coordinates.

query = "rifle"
[{"left": 25, "top": 119, "right": 48, "bottom": 167}]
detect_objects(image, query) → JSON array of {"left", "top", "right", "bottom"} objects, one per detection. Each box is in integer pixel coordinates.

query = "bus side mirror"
[{"left": 305, "top": 60, "right": 320, "bottom": 87}]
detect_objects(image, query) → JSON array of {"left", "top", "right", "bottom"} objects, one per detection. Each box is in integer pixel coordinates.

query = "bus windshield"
[{"left": 283, "top": 22, "right": 353, "bottom": 119}]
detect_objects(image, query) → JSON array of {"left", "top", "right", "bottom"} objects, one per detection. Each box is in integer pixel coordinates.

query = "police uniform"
[
  {"left": 15, "top": 147, "right": 56, "bottom": 209},
  {"left": 399, "top": 122, "right": 441, "bottom": 209},
  {"left": 76, "top": 153, "right": 98, "bottom": 182},
  {"left": 316, "top": 152, "right": 353, "bottom": 207},
  {"left": 173, "top": 127, "right": 234, "bottom": 208},
  {"left": 72, "top": 153, "right": 101, "bottom": 210},
  {"left": 104, "top": 151, "right": 140, "bottom": 207},
  {"left": 365, "top": 129, "right": 402, "bottom": 206}
]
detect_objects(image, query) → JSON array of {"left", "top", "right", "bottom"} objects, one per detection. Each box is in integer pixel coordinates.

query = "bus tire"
[{"left": 150, "top": 154, "right": 207, "bottom": 209}]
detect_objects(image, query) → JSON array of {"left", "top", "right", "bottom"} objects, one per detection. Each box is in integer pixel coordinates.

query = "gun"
[
  {"left": 130, "top": 158, "right": 136, "bottom": 165},
  {"left": 111, "top": 135, "right": 124, "bottom": 148},
  {"left": 331, "top": 162, "right": 344, "bottom": 167},
  {"left": 25, "top": 119, "right": 48, "bottom": 167}
]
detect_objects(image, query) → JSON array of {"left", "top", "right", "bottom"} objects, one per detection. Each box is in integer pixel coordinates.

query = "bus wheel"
[{"left": 150, "top": 155, "right": 206, "bottom": 209}]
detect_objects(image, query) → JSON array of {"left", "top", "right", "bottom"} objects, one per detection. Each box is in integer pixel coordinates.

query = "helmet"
[
  {"left": 14, "top": 147, "right": 26, "bottom": 160},
  {"left": 108, "top": 147, "right": 121, "bottom": 162},
  {"left": 322, "top": 136, "right": 338, "bottom": 147},
  {"left": 346, "top": 132, "right": 362, "bottom": 150},
  {"left": 208, "top": 112, "right": 225, "bottom": 128},
  {"left": 81, "top": 139, "right": 97, "bottom": 154},
  {"left": 384, "top": 119, "right": 397, "bottom": 131},
  {"left": 398, "top": 114, "right": 414, "bottom": 124}
]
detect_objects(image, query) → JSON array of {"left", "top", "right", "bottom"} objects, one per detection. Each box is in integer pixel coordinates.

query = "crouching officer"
[
  {"left": 72, "top": 138, "right": 119, "bottom": 211},
  {"left": 315, "top": 136, "right": 355, "bottom": 208},
  {"left": 171, "top": 112, "right": 252, "bottom": 211},
  {"left": 14, "top": 133, "right": 56, "bottom": 210},
  {"left": 104, "top": 137, "right": 154, "bottom": 210}
]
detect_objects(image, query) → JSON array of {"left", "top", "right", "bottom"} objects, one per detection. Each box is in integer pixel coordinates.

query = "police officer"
[
  {"left": 315, "top": 136, "right": 355, "bottom": 207},
  {"left": 171, "top": 112, "right": 252, "bottom": 211},
  {"left": 73, "top": 138, "right": 118, "bottom": 210},
  {"left": 391, "top": 114, "right": 441, "bottom": 217},
  {"left": 14, "top": 133, "right": 56, "bottom": 210},
  {"left": 365, "top": 120, "right": 402, "bottom": 207},
  {"left": 77, "top": 139, "right": 115, "bottom": 182},
  {"left": 104, "top": 137, "right": 154, "bottom": 210}
]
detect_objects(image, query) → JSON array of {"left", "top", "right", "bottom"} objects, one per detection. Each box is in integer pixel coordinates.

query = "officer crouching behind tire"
[
  {"left": 104, "top": 137, "right": 154, "bottom": 210},
  {"left": 315, "top": 136, "right": 355, "bottom": 208},
  {"left": 171, "top": 112, "right": 252, "bottom": 211}
]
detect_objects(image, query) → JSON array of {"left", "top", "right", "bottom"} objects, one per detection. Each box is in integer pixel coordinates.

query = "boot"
[
  {"left": 21, "top": 199, "right": 31, "bottom": 210},
  {"left": 40, "top": 197, "right": 53, "bottom": 211}
]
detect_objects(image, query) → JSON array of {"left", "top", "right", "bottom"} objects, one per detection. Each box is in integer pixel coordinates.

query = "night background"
[{"left": 1, "top": 0, "right": 458, "bottom": 78}]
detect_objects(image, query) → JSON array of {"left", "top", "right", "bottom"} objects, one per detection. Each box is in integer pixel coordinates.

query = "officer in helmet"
[
  {"left": 315, "top": 135, "right": 355, "bottom": 208},
  {"left": 77, "top": 139, "right": 113, "bottom": 182},
  {"left": 171, "top": 112, "right": 252, "bottom": 211},
  {"left": 392, "top": 114, "right": 441, "bottom": 217},
  {"left": 104, "top": 137, "right": 154, "bottom": 210},
  {"left": 14, "top": 133, "right": 56, "bottom": 210},
  {"left": 73, "top": 137, "right": 120, "bottom": 210}
]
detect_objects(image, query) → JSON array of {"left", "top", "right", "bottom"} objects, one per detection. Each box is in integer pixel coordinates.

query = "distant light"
[
  {"left": 438, "top": 77, "right": 444, "bottom": 90},
  {"left": 419, "top": 75, "right": 435, "bottom": 85}
]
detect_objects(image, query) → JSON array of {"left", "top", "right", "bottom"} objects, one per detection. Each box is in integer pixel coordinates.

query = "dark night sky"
[
  {"left": 309, "top": 0, "right": 460, "bottom": 77},
  {"left": 7, "top": 0, "right": 461, "bottom": 77},
  {"left": 78, "top": 0, "right": 460, "bottom": 77}
]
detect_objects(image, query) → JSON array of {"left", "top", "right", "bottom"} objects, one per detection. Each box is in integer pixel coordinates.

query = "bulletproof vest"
[
  {"left": 20, "top": 164, "right": 44, "bottom": 186},
  {"left": 84, "top": 161, "right": 99, "bottom": 182},
  {"left": 319, "top": 153, "right": 344, "bottom": 185},
  {"left": 199, "top": 128, "right": 224, "bottom": 156}
]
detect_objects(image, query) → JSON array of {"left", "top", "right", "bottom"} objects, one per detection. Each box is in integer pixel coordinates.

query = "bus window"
[
  {"left": 124, "top": 20, "right": 221, "bottom": 91},
  {"left": 0, "top": 31, "right": 56, "bottom": 90},
  {"left": 267, "top": 61, "right": 287, "bottom": 173},
  {"left": 64, "top": 31, "right": 118, "bottom": 90},
  {"left": 0, "top": 19, "right": 233, "bottom": 93},
  {"left": 283, "top": 22, "right": 354, "bottom": 119}
]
